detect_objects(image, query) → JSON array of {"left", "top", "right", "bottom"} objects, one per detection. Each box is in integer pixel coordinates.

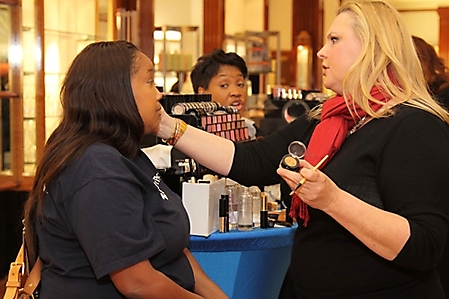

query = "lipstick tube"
[
  {"left": 260, "top": 192, "right": 269, "bottom": 229},
  {"left": 219, "top": 194, "right": 229, "bottom": 233}
]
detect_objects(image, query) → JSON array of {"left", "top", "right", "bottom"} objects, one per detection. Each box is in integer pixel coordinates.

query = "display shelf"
[
  {"left": 224, "top": 31, "right": 281, "bottom": 84},
  {"left": 154, "top": 25, "right": 199, "bottom": 92},
  {"left": 0, "top": 0, "right": 111, "bottom": 189}
]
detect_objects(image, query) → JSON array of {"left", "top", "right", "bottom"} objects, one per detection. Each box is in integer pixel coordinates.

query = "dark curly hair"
[{"left": 190, "top": 49, "right": 248, "bottom": 93}]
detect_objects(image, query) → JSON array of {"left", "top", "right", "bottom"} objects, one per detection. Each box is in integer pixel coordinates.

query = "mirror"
[{"left": 281, "top": 100, "right": 310, "bottom": 123}]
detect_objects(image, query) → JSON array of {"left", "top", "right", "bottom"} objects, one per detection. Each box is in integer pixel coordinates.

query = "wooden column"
[
  {"left": 116, "top": 0, "right": 155, "bottom": 60},
  {"left": 35, "top": 0, "right": 45, "bottom": 163},
  {"left": 136, "top": 0, "right": 154, "bottom": 60},
  {"left": 117, "top": 0, "right": 136, "bottom": 10},
  {"left": 203, "top": 0, "right": 225, "bottom": 54},
  {"left": 264, "top": 0, "right": 269, "bottom": 30},
  {"left": 0, "top": 0, "right": 22, "bottom": 189},
  {"left": 9, "top": 0, "right": 23, "bottom": 187},
  {"left": 291, "top": 0, "right": 323, "bottom": 90},
  {"left": 438, "top": 7, "right": 449, "bottom": 65}
]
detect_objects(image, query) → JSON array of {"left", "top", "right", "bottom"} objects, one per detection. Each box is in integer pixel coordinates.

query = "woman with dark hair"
[
  {"left": 23, "top": 41, "right": 227, "bottom": 298},
  {"left": 413, "top": 35, "right": 449, "bottom": 109},
  {"left": 190, "top": 49, "right": 248, "bottom": 111},
  {"left": 413, "top": 35, "right": 449, "bottom": 298},
  {"left": 190, "top": 49, "right": 258, "bottom": 138}
]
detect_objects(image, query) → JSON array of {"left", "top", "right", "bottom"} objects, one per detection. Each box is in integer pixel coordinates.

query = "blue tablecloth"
[{"left": 189, "top": 226, "right": 297, "bottom": 299}]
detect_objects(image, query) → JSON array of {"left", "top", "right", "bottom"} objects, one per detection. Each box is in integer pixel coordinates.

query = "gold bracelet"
[
  {"left": 161, "top": 119, "right": 178, "bottom": 145},
  {"left": 172, "top": 119, "right": 187, "bottom": 146},
  {"left": 162, "top": 118, "right": 187, "bottom": 146}
]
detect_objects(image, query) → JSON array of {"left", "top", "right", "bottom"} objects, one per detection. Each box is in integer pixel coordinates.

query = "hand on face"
[
  {"left": 277, "top": 160, "right": 339, "bottom": 212},
  {"left": 156, "top": 106, "right": 177, "bottom": 140}
]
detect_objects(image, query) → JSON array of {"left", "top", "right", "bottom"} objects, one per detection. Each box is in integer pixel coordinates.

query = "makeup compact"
[{"left": 279, "top": 141, "right": 307, "bottom": 172}]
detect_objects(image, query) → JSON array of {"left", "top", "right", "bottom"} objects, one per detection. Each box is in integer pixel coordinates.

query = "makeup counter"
[
  {"left": 181, "top": 174, "right": 297, "bottom": 299},
  {"left": 190, "top": 226, "right": 296, "bottom": 299},
  {"left": 141, "top": 89, "right": 328, "bottom": 195},
  {"left": 141, "top": 91, "right": 326, "bottom": 298}
]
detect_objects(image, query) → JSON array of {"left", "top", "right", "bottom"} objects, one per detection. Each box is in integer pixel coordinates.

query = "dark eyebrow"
[{"left": 145, "top": 67, "right": 155, "bottom": 79}]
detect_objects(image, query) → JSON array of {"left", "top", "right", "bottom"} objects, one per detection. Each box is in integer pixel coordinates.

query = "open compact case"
[{"left": 279, "top": 141, "right": 307, "bottom": 172}]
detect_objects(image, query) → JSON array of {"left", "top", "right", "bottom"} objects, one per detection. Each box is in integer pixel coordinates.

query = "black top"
[
  {"left": 435, "top": 85, "right": 449, "bottom": 111},
  {"left": 36, "top": 143, "right": 193, "bottom": 298},
  {"left": 229, "top": 105, "right": 449, "bottom": 298},
  {"left": 435, "top": 86, "right": 449, "bottom": 298}
]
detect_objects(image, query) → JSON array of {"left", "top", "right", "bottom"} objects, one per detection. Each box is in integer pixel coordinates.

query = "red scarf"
[{"left": 290, "top": 87, "right": 388, "bottom": 226}]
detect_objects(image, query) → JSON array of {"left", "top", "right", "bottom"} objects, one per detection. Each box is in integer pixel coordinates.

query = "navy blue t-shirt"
[{"left": 36, "top": 143, "right": 193, "bottom": 298}]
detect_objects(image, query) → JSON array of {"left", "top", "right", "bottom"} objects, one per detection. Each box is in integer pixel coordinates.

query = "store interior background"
[
  {"left": 0, "top": 0, "right": 447, "bottom": 188},
  {"left": 158, "top": 0, "right": 443, "bottom": 54},
  {"left": 1, "top": 0, "right": 449, "bottom": 295}
]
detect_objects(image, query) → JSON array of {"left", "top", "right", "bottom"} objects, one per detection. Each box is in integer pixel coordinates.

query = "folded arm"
[{"left": 110, "top": 260, "right": 203, "bottom": 299}]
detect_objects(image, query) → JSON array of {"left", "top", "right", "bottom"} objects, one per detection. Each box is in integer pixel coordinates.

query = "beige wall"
[
  {"left": 268, "top": 0, "right": 292, "bottom": 51},
  {"left": 154, "top": 0, "right": 203, "bottom": 55},
  {"left": 400, "top": 11, "right": 440, "bottom": 47},
  {"left": 153, "top": 0, "right": 444, "bottom": 60}
]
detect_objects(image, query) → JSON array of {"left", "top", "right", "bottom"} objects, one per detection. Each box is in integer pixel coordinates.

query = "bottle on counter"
[
  {"left": 226, "top": 184, "right": 239, "bottom": 230},
  {"left": 260, "top": 192, "right": 269, "bottom": 229},
  {"left": 238, "top": 186, "right": 253, "bottom": 231},
  {"left": 249, "top": 186, "right": 261, "bottom": 227},
  {"left": 219, "top": 194, "right": 229, "bottom": 233}
]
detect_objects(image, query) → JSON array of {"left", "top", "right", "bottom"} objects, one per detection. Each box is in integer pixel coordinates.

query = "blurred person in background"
[
  {"left": 413, "top": 35, "right": 449, "bottom": 109},
  {"left": 190, "top": 49, "right": 258, "bottom": 138},
  {"left": 413, "top": 34, "right": 449, "bottom": 298}
]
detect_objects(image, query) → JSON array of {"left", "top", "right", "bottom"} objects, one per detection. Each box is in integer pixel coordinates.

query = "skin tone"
[
  {"left": 110, "top": 51, "right": 228, "bottom": 299},
  {"left": 317, "top": 11, "right": 362, "bottom": 96},
  {"left": 277, "top": 12, "right": 411, "bottom": 261},
  {"left": 198, "top": 65, "right": 247, "bottom": 111},
  {"left": 131, "top": 51, "right": 163, "bottom": 135},
  {"left": 110, "top": 248, "right": 228, "bottom": 298}
]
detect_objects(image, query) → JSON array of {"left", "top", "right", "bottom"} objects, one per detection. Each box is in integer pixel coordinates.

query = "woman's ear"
[{"left": 198, "top": 87, "right": 206, "bottom": 94}]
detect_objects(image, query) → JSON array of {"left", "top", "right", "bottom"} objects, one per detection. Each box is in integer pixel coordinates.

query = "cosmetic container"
[
  {"left": 260, "top": 192, "right": 269, "bottom": 229},
  {"left": 280, "top": 154, "right": 300, "bottom": 172},
  {"left": 226, "top": 184, "right": 239, "bottom": 230},
  {"left": 279, "top": 141, "right": 307, "bottom": 172},
  {"left": 238, "top": 187, "right": 253, "bottom": 231},
  {"left": 219, "top": 194, "right": 229, "bottom": 233},
  {"left": 249, "top": 186, "right": 261, "bottom": 226}
]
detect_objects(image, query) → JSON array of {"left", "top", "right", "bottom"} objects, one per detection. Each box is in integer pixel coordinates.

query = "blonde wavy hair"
[{"left": 311, "top": 0, "right": 449, "bottom": 123}]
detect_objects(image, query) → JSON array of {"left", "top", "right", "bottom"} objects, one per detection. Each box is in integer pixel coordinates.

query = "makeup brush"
[{"left": 289, "top": 154, "right": 329, "bottom": 196}]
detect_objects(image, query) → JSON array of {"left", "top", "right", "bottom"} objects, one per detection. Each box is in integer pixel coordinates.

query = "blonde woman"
[{"left": 158, "top": 1, "right": 449, "bottom": 297}]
